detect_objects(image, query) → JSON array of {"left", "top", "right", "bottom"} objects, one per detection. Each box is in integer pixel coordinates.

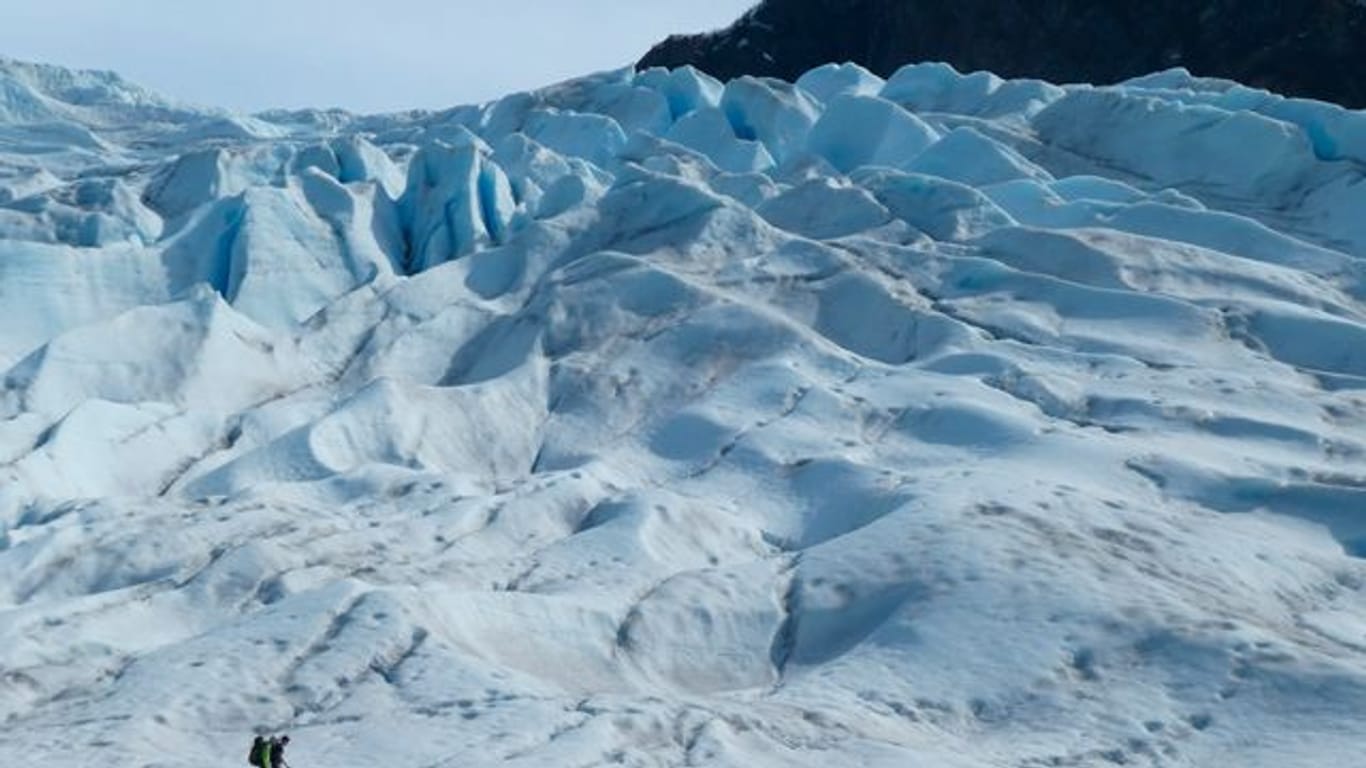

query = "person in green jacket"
[{"left": 250, "top": 734, "right": 290, "bottom": 768}]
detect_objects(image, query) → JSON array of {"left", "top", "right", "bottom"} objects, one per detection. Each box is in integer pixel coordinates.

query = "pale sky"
[{"left": 0, "top": 1, "right": 755, "bottom": 113}]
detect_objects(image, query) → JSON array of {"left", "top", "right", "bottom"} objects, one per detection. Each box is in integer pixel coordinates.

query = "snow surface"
[{"left": 2, "top": 57, "right": 1366, "bottom": 767}]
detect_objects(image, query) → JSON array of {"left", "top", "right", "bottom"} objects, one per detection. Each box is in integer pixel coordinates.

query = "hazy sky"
[{"left": 0, "top": 1, "right": 755, "bottom": 113}]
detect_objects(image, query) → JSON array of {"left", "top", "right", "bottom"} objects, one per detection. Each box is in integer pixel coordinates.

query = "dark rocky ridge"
[{"left": 640, "top": 0, "right": 1366, "bottom": 107}]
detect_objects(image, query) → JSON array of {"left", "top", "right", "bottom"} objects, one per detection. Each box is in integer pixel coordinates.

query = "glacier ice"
[
  {"left": 805, "top": 94, "right": 939, "bottom": 174},
  {"left": 2, "top": 56, "right": 1366, "bottom": 768}
]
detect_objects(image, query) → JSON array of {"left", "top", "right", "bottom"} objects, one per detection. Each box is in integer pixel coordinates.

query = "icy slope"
[{"left": 2, "top": 58, "right": 1366, "bottom": 767}]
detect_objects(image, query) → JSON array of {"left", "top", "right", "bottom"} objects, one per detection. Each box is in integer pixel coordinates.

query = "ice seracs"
[{"left": 2, "top": 57, "right": 1366, "bottom": 768}]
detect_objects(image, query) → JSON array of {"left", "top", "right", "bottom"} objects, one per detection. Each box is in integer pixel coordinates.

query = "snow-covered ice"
[{"left": 2, "top": 56, "right": 1366, "bottom": 767}]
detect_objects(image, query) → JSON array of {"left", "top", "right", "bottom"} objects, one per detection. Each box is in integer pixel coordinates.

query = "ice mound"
[{"left": 3, "top": 58, "right": 1366, "bottom": 768}]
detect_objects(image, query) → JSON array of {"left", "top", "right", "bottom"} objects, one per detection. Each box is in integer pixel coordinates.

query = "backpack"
[{"left": 248, "top": 736, "right": 267, "bottom": 767}]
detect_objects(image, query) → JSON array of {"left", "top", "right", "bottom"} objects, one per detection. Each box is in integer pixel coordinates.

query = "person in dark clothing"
[{"left": 270, "top": 735, "right": 291, "bottom": 768}]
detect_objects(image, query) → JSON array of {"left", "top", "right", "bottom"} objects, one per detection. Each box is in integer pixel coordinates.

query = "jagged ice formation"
[{"left": 3, "top": 56, "right": 1366, "bottom": 767}]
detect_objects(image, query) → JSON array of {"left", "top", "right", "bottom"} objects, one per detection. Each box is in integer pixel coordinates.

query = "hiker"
[
  {"left": 248, "top": 733, "right": 290, "bottom": 768},
  {"left": 271, "top": 735, "right": 291, "bottom": 768},
  {"left": 249, "top": 735, "right": 269, "bottom": 767}
]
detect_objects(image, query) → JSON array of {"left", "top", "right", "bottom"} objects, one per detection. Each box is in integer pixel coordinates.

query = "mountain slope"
[
  {"left": 1, "top": 58, "right": 1366, "bottom": 767},
  {"left": 639, "top": 0, "right": 1366, "bottom": 108}
]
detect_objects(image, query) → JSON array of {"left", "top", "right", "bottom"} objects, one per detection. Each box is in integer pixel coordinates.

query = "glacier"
[{"left": 2, "top": 55, "right": 1366, "bottom": 767}]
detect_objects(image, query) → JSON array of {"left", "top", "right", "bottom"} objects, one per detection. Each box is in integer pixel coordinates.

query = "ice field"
[{"left": 2, "top": 57, "right": 1366, "bottom": 766}]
